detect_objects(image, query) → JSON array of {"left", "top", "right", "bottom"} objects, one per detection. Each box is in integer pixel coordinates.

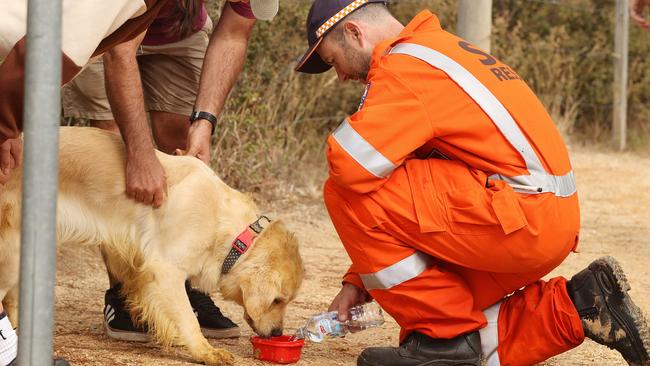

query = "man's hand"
[
  {"left": 125, "top": 150, "right": 167, "bottom": 208},
  {"left": 0, "top": 138, "right": 23, "bottom": 184},
  {"left": 189, "top": 2, "right": 255, "bottom": 165},
  {"left": 186, "top": 120, "right": 213, "bottom": 165},
  {"left": 328, "top": 283, "right": 370, "bottom": 323},
  {"left": 631, "top": 0, "right": 650, "bottom": 30}
]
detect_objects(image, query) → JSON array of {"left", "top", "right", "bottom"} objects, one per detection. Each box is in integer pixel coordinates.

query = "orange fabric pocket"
[
  {"left": 490, "top": 184, "right": 528, "bottom": 235},
  {"left": 404, "top": 159, "right": 447, "bottom": 233},
  {"left": 444, "top": 187, "right": 502, "bottom": 235}
]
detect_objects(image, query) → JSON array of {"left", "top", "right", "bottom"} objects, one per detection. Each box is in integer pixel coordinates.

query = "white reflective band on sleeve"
[
  {"left": 360, "top": 251, "right": 432, "bottom": 290},
  {"left": 479, "top": 302, "right": 502, "bottom": 366},
  {"left": 332, "top": 118, "right": 396, "bottom": 178},
  {"left": 389, "top": 43, "right": 576, "bottom": 197}
]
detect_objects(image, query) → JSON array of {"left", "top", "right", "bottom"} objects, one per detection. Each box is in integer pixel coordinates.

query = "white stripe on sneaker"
[{"left": 105, "top": 305, "right": 115, "bottom": 322}]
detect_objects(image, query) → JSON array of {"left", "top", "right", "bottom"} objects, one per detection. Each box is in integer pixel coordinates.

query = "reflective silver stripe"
[
  {"left": 390, "top": 43, "right": 576, "bottom": 197},
  {"left": 479, "top": 302, "right": 502, "bottom": 366},
  {"left": 332, "top": 118, "right": 396, "bottom": 178},
  {"left": 489, "top": 171, "right": 576, "bottom": 198},
  {"left": 360, "top": 251, "right": 432, "bottom": 290}
]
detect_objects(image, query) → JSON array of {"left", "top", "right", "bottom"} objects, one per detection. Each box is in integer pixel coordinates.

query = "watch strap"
[{"left": 190, "top": 111, "right": 217, "bottom": 135}]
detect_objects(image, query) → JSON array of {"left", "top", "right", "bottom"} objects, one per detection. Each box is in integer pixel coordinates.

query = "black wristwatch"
[{"left": 189, "top": 111, "right": 217, "bottom": 135}]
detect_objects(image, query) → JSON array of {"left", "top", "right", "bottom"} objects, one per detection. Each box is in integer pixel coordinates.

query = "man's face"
[{"left": 317, "top": 30, "right": 372, "bottom": 83}]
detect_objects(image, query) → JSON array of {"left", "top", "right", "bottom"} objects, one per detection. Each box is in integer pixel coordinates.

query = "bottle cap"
[{"left": 294, "top": 327, "right": 306, "bottom": 340}]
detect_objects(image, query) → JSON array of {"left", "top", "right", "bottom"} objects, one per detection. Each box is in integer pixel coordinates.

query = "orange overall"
[{"left": 323, "top": 11, "right": 584, "bottom": 366}]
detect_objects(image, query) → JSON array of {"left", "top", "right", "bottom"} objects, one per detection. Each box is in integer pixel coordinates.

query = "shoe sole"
[
  {"left": 104, "top": 321, "right": 151, "bottom": 342},
  {"left": 105, "top": 321, "right": 241, "bottom": 342},
  {"left": 358, "top": 354, "right": 482, "bottom": 366},
  {"left": 590, "top": 256, "right": 650, "bottom": 366},
  {"left": 201, "top": 326, "right": 241, "bottom": 339}
]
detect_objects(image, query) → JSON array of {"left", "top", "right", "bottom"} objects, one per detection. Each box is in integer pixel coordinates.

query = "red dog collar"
[{"left": 221, "top": 216, "right": 271, "bottom": 274}]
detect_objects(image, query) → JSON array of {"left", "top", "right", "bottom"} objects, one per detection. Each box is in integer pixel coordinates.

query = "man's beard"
[{"left": 343, "top": 43, "right": 372, "bottom": 82}]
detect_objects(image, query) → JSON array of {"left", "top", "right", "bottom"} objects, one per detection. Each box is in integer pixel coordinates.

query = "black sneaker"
[
  {"left": 103, "top": 284, "right": 150, "bottom": 342},
  {"left": 185, "top": 282, "right": 240, "bottom": 339},
  {"left": 567, "top": 256, "right": 650, "bottom": 366}
]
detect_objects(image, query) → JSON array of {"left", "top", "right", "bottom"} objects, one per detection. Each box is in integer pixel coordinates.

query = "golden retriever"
[{"left": 0, "top": 127, "right": 304, "bottom": 365}]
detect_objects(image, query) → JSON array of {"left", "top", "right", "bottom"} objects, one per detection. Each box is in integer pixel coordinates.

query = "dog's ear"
[
  {"left": 240, "top": 278, "right": 265, "bottom": 318},
  {"left": 240, "top": 273, "right": 281, "bottom": 317}
]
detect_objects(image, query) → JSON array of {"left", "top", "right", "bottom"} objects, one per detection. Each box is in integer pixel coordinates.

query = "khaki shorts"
[{"left": 62, "top": 18, "right": 212, "bottom": 120}]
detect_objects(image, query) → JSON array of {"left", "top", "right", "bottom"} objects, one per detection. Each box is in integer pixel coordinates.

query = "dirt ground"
[{"left": 53, "top": 147, "right": 650, "bottom": 365}]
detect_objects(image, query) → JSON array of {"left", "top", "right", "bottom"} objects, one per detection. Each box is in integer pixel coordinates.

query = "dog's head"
[{"left": 219, "top": 220, "right": 304, "bottom": 337}]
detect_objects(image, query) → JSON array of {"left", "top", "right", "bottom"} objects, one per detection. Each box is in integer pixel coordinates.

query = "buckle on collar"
[{"left": 249, "top": 215, "right": 271, "bottom": 234}]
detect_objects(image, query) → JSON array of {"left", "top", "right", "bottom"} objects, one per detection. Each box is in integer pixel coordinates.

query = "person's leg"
[
  {"left": 0, "top": 304, "right": 17, "bottom": 366},
  {"left": 324, "top": 179, "right": 484, "bottom": 366},
  {"left": 62, "top": 58, "right": 116, "bottom": 129},
  {"left": 61, "top": 61, "right": 144, "bottom": 342},
  {"left": 479, "top": 278, "right": 584, "bottom": 366},
  {"left": 139, "top": 17, "right": 211, "bottom": 154},
  {"left": 89, "top": 120, "right": 120, "bottom": 134},
  {"left": 149, "top": 111, "right": 188, "bottom": 154},
  {"left": 135, "top": 21, "right": 239, "bottom": 339},
  {"left": 439, "top": 262, "right": 585, "bottom": 366},
  {"left": 61, "top": 59, "right": 120, "bottom": 134},
  {"left": 324, "top": 158, "right": 588, "bottom": 365},
  {"left": 475, "top": 256, "right": 650, "bottom": 366}
]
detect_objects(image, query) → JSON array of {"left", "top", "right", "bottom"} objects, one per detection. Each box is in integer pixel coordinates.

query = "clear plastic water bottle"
[{"left": 294, "top": 302, "right": 385, "bottom": 343}]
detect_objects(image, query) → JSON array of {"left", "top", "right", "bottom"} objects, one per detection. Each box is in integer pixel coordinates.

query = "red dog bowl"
[{"left": 250, "top": 335, "right": 305, "bottom": 364}]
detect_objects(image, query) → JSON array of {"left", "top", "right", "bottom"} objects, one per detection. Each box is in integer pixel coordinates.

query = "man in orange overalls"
[{"left": 295, "top": 1, "right": 650, "bottom": 365}]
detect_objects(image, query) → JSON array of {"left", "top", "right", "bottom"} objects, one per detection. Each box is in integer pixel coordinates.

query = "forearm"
[
  {"left": 102, "top": 32, "right": 154, "bottom": 155},
  {"left": 193, "top": 4, "right": 255, "bottom": 117}
]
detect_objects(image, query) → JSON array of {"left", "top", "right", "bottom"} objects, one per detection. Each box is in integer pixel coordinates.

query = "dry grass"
[
  {"left": 64, "top": 0, "right": 650, "bottom": 197},
  {"left": 206, "top": 0, "right": 650, "bottom": 195}
]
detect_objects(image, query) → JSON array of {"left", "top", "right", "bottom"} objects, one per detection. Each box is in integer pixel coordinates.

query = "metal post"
[
  {"left": 613, "top": 0, "right": 629, "bottom": 151},
  {"left": 457, "top": 0, "right": 493, "bottom": 52},
  {"left": 17, "top": 0, "right": 63, "bottom": 364}
]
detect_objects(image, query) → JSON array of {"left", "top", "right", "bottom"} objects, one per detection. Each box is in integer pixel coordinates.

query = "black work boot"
[
  {"left": 357, "top": 331, "right": 482, "bottom": 366},
  {"left": 567, "top": 256, "right": 650, "bottom": 366}
]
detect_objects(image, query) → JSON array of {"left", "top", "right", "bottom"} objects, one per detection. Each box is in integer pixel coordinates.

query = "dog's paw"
[{"left": 201, "top": 348, "right": 234, "bottom": 365}]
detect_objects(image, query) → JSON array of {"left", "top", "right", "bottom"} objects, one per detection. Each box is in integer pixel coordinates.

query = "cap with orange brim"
[{"left": 295, "top": 0, "right": 387, "bottom": 74}]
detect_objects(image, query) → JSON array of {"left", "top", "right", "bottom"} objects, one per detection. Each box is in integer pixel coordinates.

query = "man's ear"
[{"left": 343, "top": 21, "right": 364, "bottom": 47}]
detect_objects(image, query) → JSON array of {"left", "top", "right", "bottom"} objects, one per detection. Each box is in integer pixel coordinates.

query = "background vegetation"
[{"left": 196, "top": 1, "right": 650, "bottom": 194}]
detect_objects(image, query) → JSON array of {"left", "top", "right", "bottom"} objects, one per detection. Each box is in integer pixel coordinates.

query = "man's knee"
[{"left": 150, "top": 112, "right": 189, "bottom": 153}]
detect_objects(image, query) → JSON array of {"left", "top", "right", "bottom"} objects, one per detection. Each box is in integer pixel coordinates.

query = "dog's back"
[{"left": 0, "top": 126, "right": 229, "bottom": 256}]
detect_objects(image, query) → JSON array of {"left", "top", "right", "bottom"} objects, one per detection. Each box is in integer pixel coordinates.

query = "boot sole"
[
  {"left": 358, "top": 354, "right": 481, "bottom": 366},
  {"left": 590, "top": 256, "right": 650, "bottom": 366},
  {"left": 419, "top": 358, "right": 482, "bottom": 366}
]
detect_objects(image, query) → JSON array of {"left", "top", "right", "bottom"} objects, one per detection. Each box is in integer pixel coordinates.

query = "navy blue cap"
[{"left": 295, "top": 0, "right": 387, "bottom": 74}]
